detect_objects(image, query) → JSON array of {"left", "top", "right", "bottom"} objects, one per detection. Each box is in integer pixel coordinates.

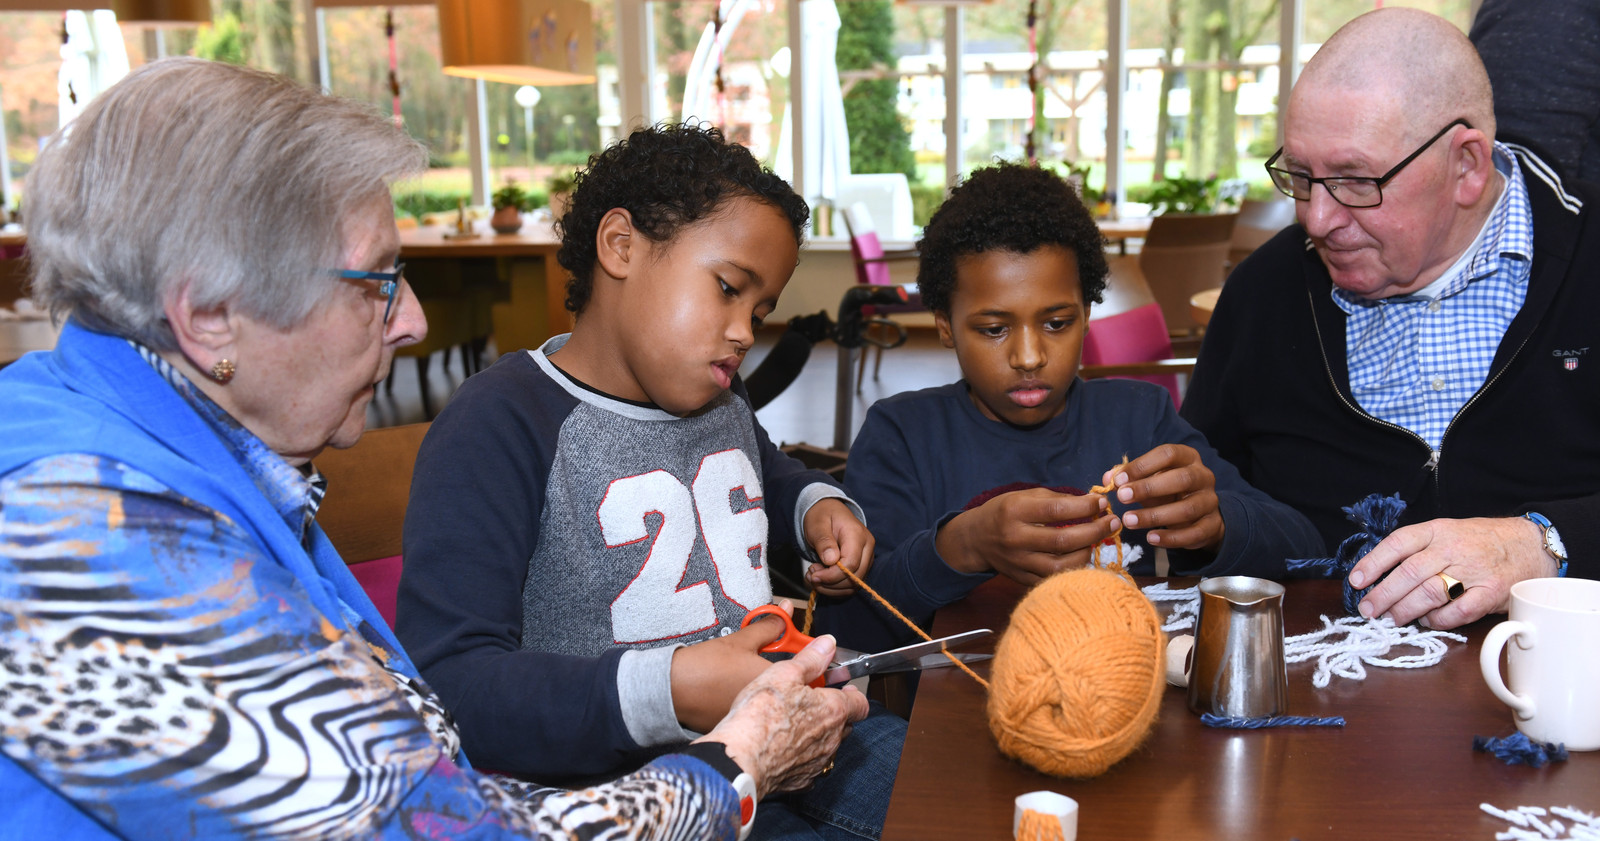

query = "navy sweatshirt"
[{"left": 815, "top": 378, "right": 1325, "bottom": 653}]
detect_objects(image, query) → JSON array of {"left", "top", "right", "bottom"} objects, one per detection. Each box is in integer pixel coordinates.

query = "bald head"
[{"left": 1292, "top": 8, "right": 1494, "bottom": 145}]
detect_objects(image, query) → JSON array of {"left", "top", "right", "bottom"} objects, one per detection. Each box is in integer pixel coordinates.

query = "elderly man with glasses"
[{"left": 1182, "top": 7, "right": 1600, "bottom": 630}]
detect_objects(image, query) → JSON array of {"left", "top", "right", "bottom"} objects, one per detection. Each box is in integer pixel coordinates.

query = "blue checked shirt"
[{"left": 1335, "top": 144, "right": 1534, "bottom": 454}]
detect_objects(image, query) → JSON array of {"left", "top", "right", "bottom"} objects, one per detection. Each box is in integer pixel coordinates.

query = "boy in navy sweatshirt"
[
  {"left": 818, "top": 163, "right": 1324, "bottom": 652},
  {"left": 397, "top": 124, "right": 902, "bottom": 840}
]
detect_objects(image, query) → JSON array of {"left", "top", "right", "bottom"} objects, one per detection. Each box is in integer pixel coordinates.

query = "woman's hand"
[
  {"left": 696, "top": 633, "right": 870, "bottom": 798},
  {"left": 1103, "top": 444, "right": 1225, "bottom": 551},
  {"left": 935, "top": 487, "right": 1119, "bottom": 584},
  {"left": 802, "top": 498, "right": 875, "bottom": 598}
]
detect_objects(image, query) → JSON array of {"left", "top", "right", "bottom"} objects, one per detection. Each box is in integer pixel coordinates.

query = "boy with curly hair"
[
  {"left": 399, "top": 123, "right": 902, "bottom": 839},
  {"left": 817, "top": 163, "right": 1323, "bottom": 652}
]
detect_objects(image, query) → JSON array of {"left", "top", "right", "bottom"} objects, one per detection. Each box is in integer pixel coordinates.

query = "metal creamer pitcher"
[{"left": 1187, "top": 576, "right": 1289, "bottom": 718}]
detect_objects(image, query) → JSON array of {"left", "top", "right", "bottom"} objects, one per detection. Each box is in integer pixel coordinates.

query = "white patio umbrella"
[
  {"left": 58, "top": 10, "right": 130, "bottom": 128},
  {"left": 773, "top": 0, "right": 852, "bottom": 208},
  {"left": 680, "top": 0, "right": 754, "bottom": 126}
]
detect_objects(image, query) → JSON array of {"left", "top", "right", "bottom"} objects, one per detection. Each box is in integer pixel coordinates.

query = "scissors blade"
[
  {"left": 871, "top": 651, "right": 993, "bottom": 674},
  {"left": 820, "top": 629, "right": 992, "bottom": 687}
]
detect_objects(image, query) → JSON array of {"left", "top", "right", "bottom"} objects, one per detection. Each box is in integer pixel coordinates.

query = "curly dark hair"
[
  {"left": 915, "top": 162, "right": 1109, "bottom": 316},
  {"left": 556, "top": 122, "right": 810, "bottom": 314}
]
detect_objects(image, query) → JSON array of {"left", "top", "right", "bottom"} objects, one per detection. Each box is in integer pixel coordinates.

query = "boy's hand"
[
  {"left": 802, "top": 498, "right": 875, "bottom": 598},
  {"left": 936, "top": 488, "right": 1121, "bottom": 585},
  {"left": 1103, "top": 444, "right": 1224, "bottom": 551},
  {"left": 670, "top": 606, "right": 792, "bottom": 734}
]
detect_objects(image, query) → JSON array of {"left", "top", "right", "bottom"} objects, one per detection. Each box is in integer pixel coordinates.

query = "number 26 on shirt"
[{"left": 599, "top": 449, "right": 770, "bottom": 644}]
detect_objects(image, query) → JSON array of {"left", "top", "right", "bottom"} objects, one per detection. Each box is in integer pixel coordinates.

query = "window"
[{"left": 647, "top": 0, "right": 788, "bottom": 167}]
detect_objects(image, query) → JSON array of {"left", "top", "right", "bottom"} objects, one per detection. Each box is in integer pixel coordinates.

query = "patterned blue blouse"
[{"left": 0, "top": 343, "right": 740, "bottom": 840}]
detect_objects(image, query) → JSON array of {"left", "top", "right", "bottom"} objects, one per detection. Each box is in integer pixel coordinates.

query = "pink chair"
[
  {"left": 312, "top": 422, "right": 431, "bottom": 630},
  {"left": 841, "top": 204, "right": 921, "bottom": 389},
  {"left": 347, "top": 557, "right": 404, "bottom": 629},
  {"left": 1080, "top": 255, "right": 1196, "bottom": 407}
]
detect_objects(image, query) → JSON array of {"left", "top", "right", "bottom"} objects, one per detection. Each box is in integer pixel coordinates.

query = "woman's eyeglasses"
[{"left": 331, "top": 262, "right": 405, "bottom": 324}]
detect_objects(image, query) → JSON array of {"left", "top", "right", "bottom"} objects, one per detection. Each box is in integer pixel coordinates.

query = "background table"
[
  {"left": 1099, "top": 217, "right": 1153, "bottom": 254},
  {"left": 400, "top": 221, "right": 569, "bottom": 347},
  {"left": 882, "top": 577, "right": 1599, "bottom": 841},
  {"left": 1189, "top": 287, "right": 1222, "bottom": 327},
  {"left": 0, "top": 319, "right": 58, "bottom": 366}
]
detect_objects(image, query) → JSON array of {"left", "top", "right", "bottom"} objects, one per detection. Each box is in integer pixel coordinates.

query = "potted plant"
[
  {"left": 491, "top": 181, "right": 532, "bottom": 233},
  {"left": 1144, "top": 175, "right": 1220, "bottom": 215},
  {"left": 1063, "top": 160, "right": 1111, "bottom": 218},
  {"left": 547, "top": 171, "right": 577, "bottom": 221}
]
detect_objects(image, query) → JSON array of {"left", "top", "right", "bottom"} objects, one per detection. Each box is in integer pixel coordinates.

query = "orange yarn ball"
[{"left": 987, "top": 568, "right": 1165, "bottom": 778}]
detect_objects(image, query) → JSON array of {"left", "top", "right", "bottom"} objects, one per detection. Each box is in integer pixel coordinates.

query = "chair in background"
[
  {"left": 841, "top": 202, "right": 922, "bottom": 391},
  {"left": 1227, "top": 197, "right": 1296, "bottom": 271},
  {"left": 0, "top": 255, "right": 27, "bottom": 308},
  {"left": 388, "top": 259, "right": 497, "bottom": 419},
  {"left": 313, "top": 422, "right": 431, "bottom": 629},
  {"left": 1081, "top": 254, "right": 1196, "bottom": 407},
  {"left": 1137, "top": 211, "right": 1237, "bottom": 341}
]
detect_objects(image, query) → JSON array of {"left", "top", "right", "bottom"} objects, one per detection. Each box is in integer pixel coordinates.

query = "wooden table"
[
  {"left": 882, "top": 577, "right": 1600, "bottom": 841},
  {"left": 0, "top": 318, "right": 60, "bottom": 366},
  {"left": 1099, "top": 216, "right": 1153, "bottom": 241},
  {"left": 1099, "top": 217, "right": 1153, "bottom": 254},
  {"left": 1189, "top": 287, "right": 1222, "bottom": 327},
  {"left": 399, "top": 221, "right": 570, "bottom": 343}
]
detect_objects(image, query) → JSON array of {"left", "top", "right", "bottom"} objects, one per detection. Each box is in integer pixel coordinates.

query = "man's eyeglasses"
[
  {"left": 1264, "top": 119, "right": 1472, "bottom": 209},
  {"left": 332, "top": 262, "right": 405, "bottom": 324}
]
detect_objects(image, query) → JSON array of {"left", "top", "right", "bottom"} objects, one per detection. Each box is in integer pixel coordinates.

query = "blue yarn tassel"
[
  {"left": 1473, "top": 732, "right": 1569, "bottom": 767},
  {"left": 1286, "top": 493, "right": 1408, "bottom": 615},
  {"left": 1201, "top": 713, "right": 1346, "bottom": 728}
]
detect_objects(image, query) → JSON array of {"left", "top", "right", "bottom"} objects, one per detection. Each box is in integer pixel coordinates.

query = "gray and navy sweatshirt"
[{"left": 397, "top": 334, "right": 853, "bottom": 781}]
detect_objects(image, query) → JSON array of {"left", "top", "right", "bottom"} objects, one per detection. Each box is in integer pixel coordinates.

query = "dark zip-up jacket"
[{"left": 1182, "top": 143, "right": 1599, "bottom": 580}]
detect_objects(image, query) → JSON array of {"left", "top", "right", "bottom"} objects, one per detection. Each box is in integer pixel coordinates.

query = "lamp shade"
[
  {"left": 110, "top": 0, "right": 210, "bottom": 25},
  {"left": 437, "top": 0, "right": 596, "bottom": 86}
]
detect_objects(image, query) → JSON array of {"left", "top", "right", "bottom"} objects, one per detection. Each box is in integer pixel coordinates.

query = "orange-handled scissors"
[{"left": 741, "top": 603, "right": 992, "bottom": 688}]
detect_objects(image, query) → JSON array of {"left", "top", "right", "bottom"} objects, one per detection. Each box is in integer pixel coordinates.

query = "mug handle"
[{"left": 1479, "top": 620, "right": 1538, "bottom": 720}]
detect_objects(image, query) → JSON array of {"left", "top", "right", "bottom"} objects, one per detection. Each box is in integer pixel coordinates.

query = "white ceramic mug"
[{"left": 1479, "top": 577, "right": 1600, "bottom": 751}]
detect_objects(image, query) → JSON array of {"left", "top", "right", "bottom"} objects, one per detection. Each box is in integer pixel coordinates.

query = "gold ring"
[{"left": 1438, "top": 572, "right": 1465, "bottom": 602}]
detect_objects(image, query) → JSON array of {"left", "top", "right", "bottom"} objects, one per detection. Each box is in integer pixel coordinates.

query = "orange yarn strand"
[
  {"left": 1089, "top": 457, "right": 1133, "bottom": 582},
  {"left": 802, "top": 590, "right": 816, "bottom": 635},
  {"left": 834, "top": 563, "right": 990, "bottom": 689},
  {"left": 1016, "top": 809, "right": 1066, "bottom": 841}
]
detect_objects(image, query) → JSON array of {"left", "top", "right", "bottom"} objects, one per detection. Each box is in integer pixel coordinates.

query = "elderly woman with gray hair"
[{"left": 0, "top": 58, "right": 865, "bottom": 841}]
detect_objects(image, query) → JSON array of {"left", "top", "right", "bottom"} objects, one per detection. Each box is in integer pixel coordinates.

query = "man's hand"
[
  {"left": 935, "top": 487, "right": 1120, "bottom": 585},
  {"left": 1348, "top": 516, "right": 1559, "bottom": 629},
  {"left": 670, "top": 613, "right": 789, "bottom": 734},
  {"left": 802, "top": 498, "right": 874, "bottom": 598},
  {"left": 1101, "top": 444, "right": 1225, "bottom": 551}
]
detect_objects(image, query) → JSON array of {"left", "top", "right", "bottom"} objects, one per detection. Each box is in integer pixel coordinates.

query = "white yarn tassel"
[
  {"left": 1484, "top": 804, "right": 1600, "bottom": 840},
  {"left": 1141, "top": 581, "right": 1198, "bottom": 633},
  {"left": 1283, "top": 614, "right": 1465, "bottom": 688},
  {"left": 1093, "top": 542, "right": 1143, "bottom": 572}
]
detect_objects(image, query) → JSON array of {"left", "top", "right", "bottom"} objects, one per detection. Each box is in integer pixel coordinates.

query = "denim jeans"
[{"left": 749, "top": 702, "right": 906, "bottom": 841}]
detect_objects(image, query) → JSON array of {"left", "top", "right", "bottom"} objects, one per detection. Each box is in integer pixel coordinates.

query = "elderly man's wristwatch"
[
  {"left": 680, "top": 741, "right": 757, "bottom": 840},
  {"left": 1522, "top": 512, "right": 1569, "bottom": 577}
]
